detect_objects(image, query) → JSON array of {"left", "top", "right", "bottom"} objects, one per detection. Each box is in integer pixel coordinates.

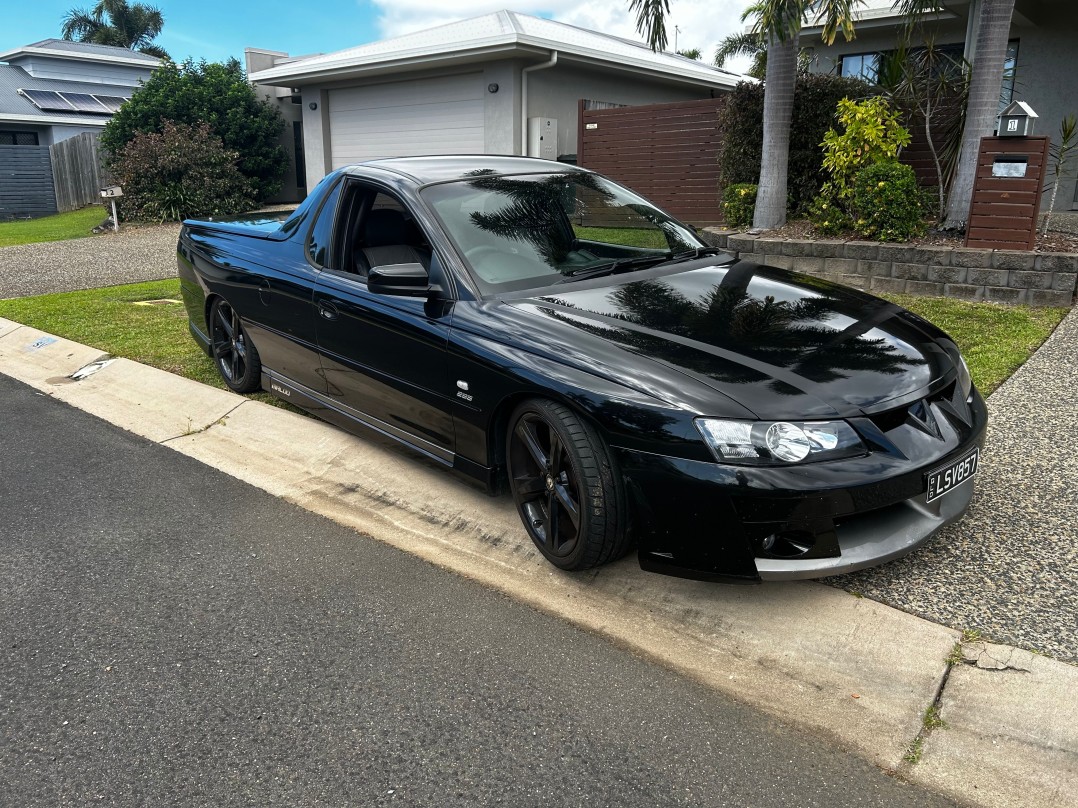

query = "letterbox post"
[{"left": 99, "top": 186, "right": 123, "bottom": 232}]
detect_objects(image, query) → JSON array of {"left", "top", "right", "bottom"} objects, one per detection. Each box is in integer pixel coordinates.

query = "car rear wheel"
[
  {"left": 507, "top": 399, "right": 628, "bottom": 570},
  {"left": 209, "top": 298, "right": 261, "bottom": 394}
]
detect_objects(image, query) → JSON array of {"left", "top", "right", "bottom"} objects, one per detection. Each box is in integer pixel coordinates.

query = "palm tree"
[
  {"left": 896, "top": 0, "right": 1017, "bottom": 230},
  {"left": 61, "top": 0, "right": 169, "bottom": 60},
  {"left": 715, "top": 30, "right": 768, "bottom": 79},
  {"left": 631, "top": 1, "right": 864, "bottom": 230}
]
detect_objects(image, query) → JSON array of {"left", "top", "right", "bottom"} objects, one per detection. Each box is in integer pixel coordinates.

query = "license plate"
[{"left": 925, "top": 447, "right": 979, "bottom": 503}]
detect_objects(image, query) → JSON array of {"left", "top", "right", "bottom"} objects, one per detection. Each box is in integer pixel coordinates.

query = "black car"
[{"left": 178, "top": 156, "right": 986, "bottom": 584}]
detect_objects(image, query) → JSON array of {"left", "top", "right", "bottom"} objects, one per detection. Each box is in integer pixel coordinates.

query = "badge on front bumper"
[{"left": 925, "top": 447, "right": 979, "bottom": 503}]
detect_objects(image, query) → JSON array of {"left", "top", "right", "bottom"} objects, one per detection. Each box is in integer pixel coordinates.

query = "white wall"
[{"left": 7, "top": 55, "right": 153, "bottom": 87}]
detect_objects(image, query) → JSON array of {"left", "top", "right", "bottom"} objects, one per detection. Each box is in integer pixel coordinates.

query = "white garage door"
[{"left": 328, "top": 72, "right": 485, "bottom": 167}]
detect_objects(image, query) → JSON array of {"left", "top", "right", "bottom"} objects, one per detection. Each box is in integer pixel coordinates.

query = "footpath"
[{"left": 1, "top": 312, "right": 1075, "bottom": 808}]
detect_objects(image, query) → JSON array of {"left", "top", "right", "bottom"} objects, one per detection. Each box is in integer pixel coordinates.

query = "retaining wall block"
[
  {"left": 752, "top": 237, "right": 786, "bottom": 255},
  {"left": 782, "top": 240, "right": 809, "bottom": 257},
  {"left": 906, "top": 280, "right": 945, "bottom": 297},
  {"left": 944, "top": 283, "right": 984, "bottom": 301},
  {"left": 804, "top": 239, "right": 845, "bottom": 258},
  {"left": 838, "top": 274, "right": 867, "bottom": 289},
  {"left": 985, "top": 285, "right": 1026, "bottom": 304},
  {"left": 952, "top": 247, "right": 994, "bottom": 268},
  {"left": 824, "top": 257, "right": 858, "bottom": 276},
  {"left": 928, "top": 266, "right": 967, "bottom": 284},
  {"left": 967, "top": 267, "right": 1009, "bottom": 287},
  {"left": 762, "top": 254, "right": 793, "bottom": 270},
  {"left": 870, "top": 276, "right": 907, "bottom": 294},
  {"left": 789, "top": 256, "right": 825, "bottom": 275},
  {"left": 1008, "top": 270, "right": 1052, "bottom": 289},
  {"left": 993, "top": 250, "right": 1036, "bottom": 270},
  {"left": 877, "top": 244, "right": 951, "bottom": 265},
  {"left": 728, "top": 234, "right": 758, "bottom": 253},
  {"left": 843, "top": 241, "right": 880, "bottom": 260},
  {"left": 1051, "top": 272, "right": 1078, "bottom": 293},
  {"left": 857, "top": 260, "right": 891, "bottom": 279},
  {"left": 1028, "top": 289, "right": 1075, "bottom": 307},
  {"left": 892, "top": 262, "right": 929, "bottom": 281},
  {"left": 1036, "top": 253, "right": 1078, "bottom": 272}
]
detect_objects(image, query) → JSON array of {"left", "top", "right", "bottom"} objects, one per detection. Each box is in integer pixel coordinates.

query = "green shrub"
[
  {"left": 722, "top": 183, "right": 757, "bottom": 228},
  {"left": 819, "top": 97, "right": 912, "bottom": 199},
  {"left": 718, "top": 74, "right": 872, "bottom": 215},
  {"left": 101, "top": 58, "right": 287, "bottom": 202},
  {"left": 806, "top": 185, "right": 851, "bottom": 236},
  {"left": 848, "top": 160, "right": 927, "bottom": 241},
  {"left": 110, "top": 121, "right": 256, "bottom": 222}
]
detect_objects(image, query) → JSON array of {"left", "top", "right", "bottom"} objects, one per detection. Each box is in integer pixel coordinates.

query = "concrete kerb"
[{"left": 1, "top": 315, "right": 1075, "bottom": 807}]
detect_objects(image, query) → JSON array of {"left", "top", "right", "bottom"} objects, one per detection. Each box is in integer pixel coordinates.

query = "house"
[
  {"left": 803, "top": 0, "right": 1078, "bottom": 211},
  {"left": 0, "top": 38, "right": 159, "bottom": 146},
  {"left": 247, "top": 10, "right": 744, "bottom": 199}
]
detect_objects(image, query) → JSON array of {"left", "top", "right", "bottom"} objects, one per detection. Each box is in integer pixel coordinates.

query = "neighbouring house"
[
  {"left": 803, "top": 0, "right": 1078, "bottom": 211},
  {"left": 0, "top": 38, "right": 158, "bottom": 146},
  {"left": 0, "top": 38, "right": 159, "bottom": 217},
  {"left": 247, "top": 10, "right": 744, "bottom": 200}
]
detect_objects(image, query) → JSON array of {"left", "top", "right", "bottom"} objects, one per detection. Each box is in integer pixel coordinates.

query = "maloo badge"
[{"left": 270, "top": 383, "right": 291, "bottom": 397}]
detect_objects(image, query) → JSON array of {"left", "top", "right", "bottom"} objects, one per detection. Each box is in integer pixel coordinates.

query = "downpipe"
[{"left": 521, "top": 51, "right": 558, "bottom": 156}]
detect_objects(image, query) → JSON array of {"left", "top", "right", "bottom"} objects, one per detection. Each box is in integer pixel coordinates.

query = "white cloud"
[{"left": 369, "top": 0, "right": 757, "bottom": 74}]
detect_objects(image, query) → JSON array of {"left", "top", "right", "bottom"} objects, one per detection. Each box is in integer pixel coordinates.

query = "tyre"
[
  {"left": 209, "top": 297, "right": 262, "bottom": 394},
  {"left": 506, "top": 399, "right": 628, "bottom": 570}
]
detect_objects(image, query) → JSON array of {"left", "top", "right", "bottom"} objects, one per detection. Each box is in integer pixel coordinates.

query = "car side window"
[
  {"left": 306, "top": 179, "right": 344, "bottom": 269},
  {"left": 341, "top": 186, "right": 433, "bottom": 279}
]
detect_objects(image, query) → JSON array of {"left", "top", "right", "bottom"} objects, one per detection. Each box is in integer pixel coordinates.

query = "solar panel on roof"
[
  {"left": 59, "top": 92, "right": 111, "bottom": 114},
  {"left": 19, "top": 89, "right": 76, "bottom": 112},
  {"left": 93, "top": 95, "right": 129, "bottom": 113}
]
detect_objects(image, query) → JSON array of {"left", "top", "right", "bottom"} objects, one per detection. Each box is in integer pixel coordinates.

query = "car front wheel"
[
  {"left": 507, "top": 399, "right": 628, "bottom": 570},
  {"left": 209, "top": 297, "right": 262, "bottom": 394}
]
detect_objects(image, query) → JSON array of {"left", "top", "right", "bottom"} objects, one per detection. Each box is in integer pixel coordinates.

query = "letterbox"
[{"left": 998, "top": 101, "right": 1038, "bottom": 137}]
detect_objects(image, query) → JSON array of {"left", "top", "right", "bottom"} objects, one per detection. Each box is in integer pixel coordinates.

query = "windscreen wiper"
[
  {"left": 558, "top": 254, "right": 671, "bottom": 282},
  {"left": 667, "top": 246, "right": 727, "bottom": 262}
]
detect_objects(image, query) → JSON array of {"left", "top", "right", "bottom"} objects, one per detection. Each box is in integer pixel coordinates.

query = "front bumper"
[{"left": 615, "top": 389, "right": 988, "bottom": 584}]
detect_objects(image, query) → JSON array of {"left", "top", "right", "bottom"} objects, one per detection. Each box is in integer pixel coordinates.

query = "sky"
[{"left": 5, "top": 0, "right": 757, "bottom": 73}]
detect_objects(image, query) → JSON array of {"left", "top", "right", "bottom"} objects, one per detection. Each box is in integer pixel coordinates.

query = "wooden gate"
[{"left": 577, "top": 97, "right": 726, "bottom": 225}]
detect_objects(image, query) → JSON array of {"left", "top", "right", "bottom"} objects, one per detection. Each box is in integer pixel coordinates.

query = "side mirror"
[{"left": 368, "top": 263, "right": 438, "bottom": 297}]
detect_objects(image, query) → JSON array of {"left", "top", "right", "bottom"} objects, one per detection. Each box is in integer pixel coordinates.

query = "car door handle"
[{"left": 318, "top": 301, "right": 339, "bottom": 321}]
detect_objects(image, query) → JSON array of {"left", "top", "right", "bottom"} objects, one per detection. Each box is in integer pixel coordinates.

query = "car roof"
[{"left": 344, "top": 155, "right": 587, "bottom": 185}]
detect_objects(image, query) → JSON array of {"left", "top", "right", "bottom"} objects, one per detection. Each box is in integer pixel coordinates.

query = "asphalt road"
[{"left": 0, "top": 373, "right": 958, "bottom": 807}]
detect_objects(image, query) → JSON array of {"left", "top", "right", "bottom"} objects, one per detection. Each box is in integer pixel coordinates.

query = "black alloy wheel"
[
  {"left": 506, "top": 399, "right": 628, "bottom": 570},
  {"left": 209, "top": 298, "right": 262, "bottom": 394}
]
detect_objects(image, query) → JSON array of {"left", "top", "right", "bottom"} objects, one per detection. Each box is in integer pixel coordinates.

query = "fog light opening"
[{"left": 760, "top": 530, "right": 816, "bottom": 559}]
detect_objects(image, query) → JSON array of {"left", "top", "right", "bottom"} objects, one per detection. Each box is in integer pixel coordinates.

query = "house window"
[
  {"left": 839, "top": 52, "right": 879, "bottom": 82},
  {"left": 0, "top": 131, "right": 39, "bottom": 146},
  {"left": 999, "top": 40, "right": 1019, "bottom": 111}
]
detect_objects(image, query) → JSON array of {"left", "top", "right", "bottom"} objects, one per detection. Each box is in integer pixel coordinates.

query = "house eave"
[
  {"left": 0, "top": 46, "right": 160, "bottom": 68},
  {"left": 249, "top": 34, "right": 743, "bottom": 91},
  {"left": 0, "top": 112, "right": 108, "bottom": 127}
]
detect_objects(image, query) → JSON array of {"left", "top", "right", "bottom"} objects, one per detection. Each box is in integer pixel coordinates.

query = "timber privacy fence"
[{"left": 0, "top": 132, "right": 104, "bottom": 219}]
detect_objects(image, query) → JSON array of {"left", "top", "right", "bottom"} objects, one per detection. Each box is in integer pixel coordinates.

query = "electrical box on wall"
[{"left": 527, "top": 117, "right": 558, "bottom": 160}]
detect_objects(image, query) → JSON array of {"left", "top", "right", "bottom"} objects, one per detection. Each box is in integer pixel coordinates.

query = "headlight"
[
  {"left": 695, "top": 418, "right": 867, "bottom": 466},
  {"left": 956, "top": 355, "right": 972, "bottom": 400}
]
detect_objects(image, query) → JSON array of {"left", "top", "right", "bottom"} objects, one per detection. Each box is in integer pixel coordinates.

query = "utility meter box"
[
  {"left": 999, "top": 101, "right": 1038, "bottom": 137},
  {"left": 527, "top": 117, "right": 558, "bottom": 160}
]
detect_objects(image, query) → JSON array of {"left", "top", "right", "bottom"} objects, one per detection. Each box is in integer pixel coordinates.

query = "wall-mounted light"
[
  {"left": 309, "top": 101, "right": 318, "bottom": 110},
  {"left": 488, "top": 83, "right": 499, "bottom": 93}
]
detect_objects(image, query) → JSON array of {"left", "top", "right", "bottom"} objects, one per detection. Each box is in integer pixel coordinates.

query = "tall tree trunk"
[
  {"left": 752, "top": 34, "right": 797, "bottom": 230},
  {"left": 943, "top": 0, "right": 1016, "bottom": 229}
]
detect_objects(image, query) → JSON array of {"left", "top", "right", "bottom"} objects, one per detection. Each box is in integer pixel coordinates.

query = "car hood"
[{"left": 500, "top": 261, "right": 955, "bottom": 420}]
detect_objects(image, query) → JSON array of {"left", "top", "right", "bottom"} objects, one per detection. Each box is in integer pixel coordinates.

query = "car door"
[{"left": 312, "top": 182, "right": 456, "bottom": 462}]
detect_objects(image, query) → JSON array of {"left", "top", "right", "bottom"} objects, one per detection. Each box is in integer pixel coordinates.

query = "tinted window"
[
  {"left": 421, "top": 172, "right": 702, "bottom": 294},
  {"left": 307, "top": 179, "right": 344, "bottom": 268}
]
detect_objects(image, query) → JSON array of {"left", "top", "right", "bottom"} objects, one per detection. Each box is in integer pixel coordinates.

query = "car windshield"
[{"left": 420, "top": 170, "right": 706, "bottom": 293}]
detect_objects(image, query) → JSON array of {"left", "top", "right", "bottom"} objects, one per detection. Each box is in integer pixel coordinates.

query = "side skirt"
[{"left": 260, "top": 369, "right": 497, "bottom": 492}]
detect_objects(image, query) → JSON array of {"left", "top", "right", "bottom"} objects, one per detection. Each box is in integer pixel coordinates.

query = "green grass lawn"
[
  {"left": 574, "top": 225, "right": 669, "bottom": 249},
  {"left": 0, "top": 207, "right": 106, "bottom": 247},
  {"left": 0, "top": 278, "right": 1068, "bottom": 398},
  {"left": 0, "top": 278, "right": 284, "bottom": 407}
]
